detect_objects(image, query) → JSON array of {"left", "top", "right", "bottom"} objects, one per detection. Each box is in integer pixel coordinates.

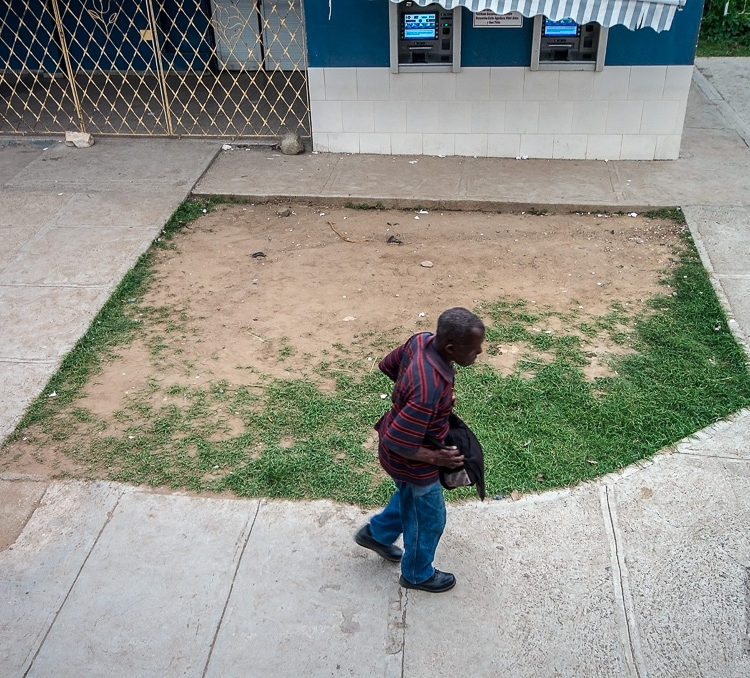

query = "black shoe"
[
  {"left": 354, "top": 524, "right": 403, "bottom": 562},
  {"left": 399, "top": 570, "right": 456, "bottom": 593}
]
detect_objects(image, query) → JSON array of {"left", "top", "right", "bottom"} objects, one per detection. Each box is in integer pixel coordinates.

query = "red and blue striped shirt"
[{"left": 375, "top": 332, "right": 455, "bottom": 486}]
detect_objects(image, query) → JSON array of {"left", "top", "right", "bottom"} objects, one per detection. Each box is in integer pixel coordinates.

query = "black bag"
[{"left": 427, "top": 413, "right": 486, "bottom": 500}]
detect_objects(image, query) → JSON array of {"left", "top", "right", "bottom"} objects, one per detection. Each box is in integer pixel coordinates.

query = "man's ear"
[{"left": 443, "top": 341, "right": 455, "bottom": 360}]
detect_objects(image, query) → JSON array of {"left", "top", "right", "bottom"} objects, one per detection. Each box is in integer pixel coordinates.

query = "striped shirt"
[{"left": 375, "top": 332, "right": 455, "bottom": 486}]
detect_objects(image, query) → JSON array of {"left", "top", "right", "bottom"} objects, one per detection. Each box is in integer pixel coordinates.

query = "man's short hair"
[{"left": 436, "top": 307, "right": 484, "bottom": 343}]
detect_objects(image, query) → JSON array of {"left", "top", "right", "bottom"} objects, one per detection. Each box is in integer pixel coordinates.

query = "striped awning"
[{"left": 390, "top": 0, "right": 685, "bottom": 32}]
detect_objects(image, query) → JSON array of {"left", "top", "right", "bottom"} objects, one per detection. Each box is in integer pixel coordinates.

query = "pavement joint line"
[
  {"left": 200, "top": 497, "right": 262, "bottom": 678},
  {"left": 600, "top": 485, "right": 645, "bottom": 678},
  {"left": 683, "top": 216, "right": 750, "bottom": 357},
  {"left": 22, "top": 485, "right": 127, "bottom": 678},
  {"left": 0, "top": 282, "right": 109, "bottom": 289},
  {"left": 673, "top": 450, "right": 750, "bottom": 462},
  {"left": 693, "top": 67, "right": 750, "bottom": 148},
  {"left": 0, "top": 357, "right": 57, "bottom": 364},
  {"left": 400, "top": 590, "right": 408, "bottom": 678},
  {"left": 744, "top": 566, "right": 750, "bottom": 656}
]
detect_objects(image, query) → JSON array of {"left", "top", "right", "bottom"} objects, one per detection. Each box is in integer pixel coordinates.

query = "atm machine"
[
  {"left": 531, "top": 16, "right": 608, "bottom": 70},
  {"left": 389, "top": 1, "right": 462, "bottom": 73}
]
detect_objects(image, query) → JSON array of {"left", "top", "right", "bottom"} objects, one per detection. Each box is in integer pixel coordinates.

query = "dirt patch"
[{"left": 1, "top": 203, "right": 684, "bottom": 479}]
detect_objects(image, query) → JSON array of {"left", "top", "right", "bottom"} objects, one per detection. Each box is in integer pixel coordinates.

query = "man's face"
[{"left": 449, "top": 327, "right": 485, "bottom": 367}]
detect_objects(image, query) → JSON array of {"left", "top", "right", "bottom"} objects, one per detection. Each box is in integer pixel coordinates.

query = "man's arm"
[
  {"left": 381, "top": 399, "right": 464, "bottom": 468},
  {"left": 379, "top": 342, "right": 406, "bottom": 382},
  {"left": 399, "top": 445, "right": 464, "bottom": 468}
]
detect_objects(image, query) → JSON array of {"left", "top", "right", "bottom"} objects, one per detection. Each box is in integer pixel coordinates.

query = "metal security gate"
[{"left": 0, "top": 0, "right": 310, "bottom": 138}]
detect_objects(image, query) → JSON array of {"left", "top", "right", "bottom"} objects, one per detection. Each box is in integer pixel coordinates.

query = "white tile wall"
[
  {"left": 455, "top": 133, "right": 488, "bottom": 157},
  {"left": 489, "top": 67, "right": 525, "bottom": 100},
  {"left": 356, "top": 68, "right": 390, "bottom": 101},
  {"left": 471, "top": 101, "right": 505, "bottom": 133},
  {"left": 311, "top": 100, "right": 342, "bottom": 133},
  {"left": 488, "top": 133, "right": 521, "bottom": 157},
  {"left": 423, "top": 72, "right": 456, "bottom": 100},
  {"left": 324, "top": 68, "right": 357, "bottom": 101},
  {"left": 423, "top": 133, "right": 455, "bottom": 156},
  {"left": 309, "top": 66, "right": 692, "bottom": 160},
  {"left": 391, "top": 133, "right": 423, "bottom": 155},
  {"left": 586, "top": 135, "right": 622, "bottom": 160},
  {"left": 524, "top": 70, "right": 560, "bottom": 100},
  {"left": 554, "top": 134, "right": 588, "bottom": 159},
  {"left": 326, "top": 132, "right": 359, "bottom": 154},
  {"left": 505, "top": 101, "right": 540, "bottom": 134},
  {"left": 558, "top": 71, "right": 594, "bottom": 100},
  {"left": 520, "top": 134, "right": 553, "bottom": 158},
  {"left": 390, "top": 72, "right": 423, "bottom": 100},
  {"left": 606, "top": 101, "right": 643, "bottom": 135},
  {"left": 538, "top": 101, "right": 574, "bottom": 134},
  {"left": 373, "top": 101, "right": 407, "bottom": 133},
  {"left": 628, "top": 66, "right": 666, "bottom": 100},
  {"left": 455, "top": 68, "right": 491, "bottom": 100},
  {"left": 663, "top": 65, "right": 694, "bottom": 99},
  {"left": 438, "top": 102, "right": 473, "bottom": 134},
  {"left": 586, "top": 134, "right": 622, "bottom": 160},
  {"left": 342, "top": 101, "right": 374, "bottom": 133},
  {"left": 592, "top": 67, "right": 630, "bottom": 100},
  {"left": 571, "top": 101, "right": 608, "bottom": 134},
  {"left": 406, "top": 101, "right": 440, "bottom": 134},
  {"left": 640, "top": 99, "right": 684, "bottom": 135},
  {"left": 359, "top": 133, "right": 392, "bottom": 154},
  {"left": 655, "top": 134, "right": 682, "bottom": 160},
  {"left": 622, "top": 134, "right": 657, "bottom": 160}
]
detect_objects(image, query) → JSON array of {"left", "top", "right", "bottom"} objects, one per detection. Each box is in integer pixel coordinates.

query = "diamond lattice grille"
[{"left": 0, "top": 0, "right": 310, "bottom": 138}]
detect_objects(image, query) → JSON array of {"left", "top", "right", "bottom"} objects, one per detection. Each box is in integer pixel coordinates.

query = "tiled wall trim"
[{"left": 308, "top": 66, "right": 693, "bottom": 160}]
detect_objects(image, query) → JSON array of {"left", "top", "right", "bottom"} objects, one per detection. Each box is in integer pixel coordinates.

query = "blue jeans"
[{"left": 368, "top": 481, "right": 446, "bottom": 584}]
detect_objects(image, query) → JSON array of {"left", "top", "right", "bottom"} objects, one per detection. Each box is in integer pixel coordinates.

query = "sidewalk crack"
[
  {"left": 201, "top": 498, "right": 262, "bottom": 678},
  {"left": 23, "top": 485, "right": 126, "bottom": 678},
  {"left": 601, "top": 485, "right": 645, "bottom": 678},
  {"left": 743, "top": 566, "right": 750, "bottom": 656}
]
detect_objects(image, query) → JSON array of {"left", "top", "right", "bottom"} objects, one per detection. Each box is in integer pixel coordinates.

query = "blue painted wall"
[{"left": 303, "top": 0, "right": 704, "bottom": 68}]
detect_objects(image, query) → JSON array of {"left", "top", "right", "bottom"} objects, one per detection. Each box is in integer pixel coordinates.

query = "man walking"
[{"left": 355, "top": 307, "right": 485, "bottom": 593}]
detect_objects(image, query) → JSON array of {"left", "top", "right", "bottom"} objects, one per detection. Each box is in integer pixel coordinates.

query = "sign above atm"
[
  {"left": 473, "top": 10, "right": 523, "bottom": 27},
  {"left": 389, "top": 0, "right": 685, "bottom": 32}
]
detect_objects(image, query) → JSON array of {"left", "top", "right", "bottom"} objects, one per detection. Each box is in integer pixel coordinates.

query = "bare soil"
[{"left": 1, "top": 202, "right": 684, "bottom": 480}]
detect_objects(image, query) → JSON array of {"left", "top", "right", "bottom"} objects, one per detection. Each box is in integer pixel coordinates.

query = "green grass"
[
  {"left": 4, "top": 205, "right": 750, "bottom": 506},
  {"left": 697, "top": 37, "right": 750, "bottom": 57}
]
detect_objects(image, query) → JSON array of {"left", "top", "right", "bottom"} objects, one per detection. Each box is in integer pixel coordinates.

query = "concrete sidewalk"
[{"left": 1, "top": 59, "right": 749, "bottom": 677}]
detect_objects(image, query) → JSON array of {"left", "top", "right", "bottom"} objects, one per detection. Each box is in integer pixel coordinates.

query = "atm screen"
[
  {"left": 403, "top": 13, "right": 437, "bottom": 40},
  {"left": 543, "top": 18, "right": 579, "bottom": 37}
]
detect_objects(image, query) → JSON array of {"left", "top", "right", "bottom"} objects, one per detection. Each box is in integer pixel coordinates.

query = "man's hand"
[{"left": 413, "top": 445, "right": 464, "bottom": 469}]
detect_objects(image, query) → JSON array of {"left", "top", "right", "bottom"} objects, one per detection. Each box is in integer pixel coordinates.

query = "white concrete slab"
[
  {"left": 0, "top": 481, "right": 125, "bottom": 677},
  {"left": 0, "top": 225, "right": 156, "bottom": 287},
  {"left": 682, "top": 205, "right": 750, "bottom": 276},
  {"left": 675, "top": 409, "right": 750, "bottom": 459},
  {"left": 718, "top": 276, "right": 750, "bottom": 343},
  {"left": 0, "top": 285, "right": 109, "bottom": 361},
  {"left": 0, "top": 361, "right": 55, "bottom": 443},
  {"left": 46, "top": 191, "right": 180, "bottom": 230},
  {"left": 194, "top": 149, "right": 337, "bottom": 197},
  {"left": 0, "top": 191, "right": 68, "bottom": 228},
  {"left": 0, "top": 143, "right": 47, "bottom": 186},
  {"left": 609, "top": 453, "right": 750, "bottom": 678},
  {"left": 0, "top": 478, "right": 47, "bottom": 550},
  {"left": 0, "top": 225, "right": 45, "bottom": 264},
  {"left": 27, "top": 490, "right": 258, "bottom": 678},
  {"left": 403, "top": 486, "right": 634, "bottom": 678},
  {"left": 7, "top": 138, "right": 220, "bottom": 194},
  {"left": 205, "top": 500, "right": 404, "bottom": 678}
]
